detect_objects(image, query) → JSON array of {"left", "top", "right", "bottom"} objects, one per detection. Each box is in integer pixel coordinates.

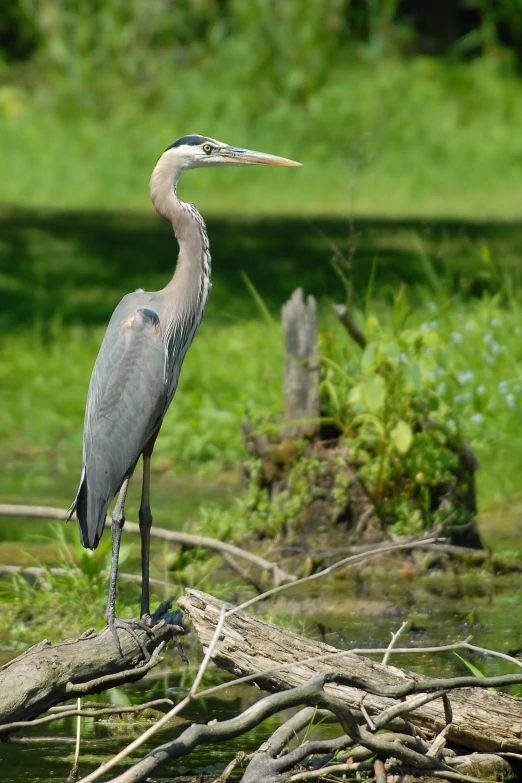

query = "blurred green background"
[
  {"left": 1, "top": 0, "right": 522, "bottom": 554},
  {"left": 2, "top": 0, "right": 522, "bottom": 216}
]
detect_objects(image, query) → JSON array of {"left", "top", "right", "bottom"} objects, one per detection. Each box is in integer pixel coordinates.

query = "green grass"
[{"left": 2, "top": 58, "right": 522, "bottom": 218}]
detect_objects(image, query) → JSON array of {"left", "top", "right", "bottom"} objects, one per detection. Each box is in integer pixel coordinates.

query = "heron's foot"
[
  {"left": 140, "top": 612, "right": 154, "bottom": 627},
  {"left": 107, "top": 616, "right": 152, "bottom": 661},
  {"left": 151, "top": 596, "right": 183, "bottom": 627},
  {"left": 151, "top": 597, "right": 187, "bottom": 663}
]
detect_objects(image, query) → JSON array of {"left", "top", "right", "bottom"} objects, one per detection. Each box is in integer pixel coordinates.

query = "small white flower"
[
  {"left": 465, "top": 321, "right": 474, "bottom": 332},
  {"left": 450, "top": 332, "right": 462, "bottom": 343},
  {"left": 471, "top": 413, "right": 484, "bottom": 424},
  {"left": 506, "top": 394, "right": 516, "bottom": 409},
  {"left": 484, "top": 333, "right": 494, "bottom": 344},
  {"left": 499, "top": 380, "right": 509, "bottom": 393},
  {"left": 458, "top": 371, "right": 474, "bottom": 385},
  {"left": 430, "top": 320, "right": 439, "bottom": 330},
  {"left": 437, "top": 382, "right": 447, "bottom": 395},
  {"left": 462, "top": 392, "right": 472, "bottom": 402},
  {"left": 454, "top": 394, "right": 462, "bottom": 404},
  {"left": 476, "top": 385, "right": 486, "bottom": 396},
  {"left": 514, "top": 326, "right": 521, "bottom": 336},
  {"left": 490, "top": 318, "right": 501, "bottom": 328}
]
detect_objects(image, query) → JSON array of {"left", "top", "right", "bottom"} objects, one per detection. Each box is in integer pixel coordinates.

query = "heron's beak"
[{"left": 220, "top": 146, "right": 302, "bottom": 167}]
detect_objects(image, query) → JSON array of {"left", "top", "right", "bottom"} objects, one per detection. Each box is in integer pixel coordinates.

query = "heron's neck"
[{"left": 149, "top": 156, "right": 211, "bottom": 325}]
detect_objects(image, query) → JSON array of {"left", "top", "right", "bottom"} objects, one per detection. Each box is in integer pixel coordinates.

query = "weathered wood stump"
[{"left": 281, "top": 288, "right": 320, "bottom": 439}]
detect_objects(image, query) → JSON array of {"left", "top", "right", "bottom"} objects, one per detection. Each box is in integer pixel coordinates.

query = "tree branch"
[{"left": 0, "top": 503, "right": 297, "bottom": 587}]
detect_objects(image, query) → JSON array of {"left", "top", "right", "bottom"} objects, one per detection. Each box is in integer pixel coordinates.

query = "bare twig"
[
  {"left": 219, "top": 536, "right": 442, "bottom": 617},
  {"left": 190, "top": 606, "right": 226, "bottom": 696},
  {"left": 219, "top": 552, "right": 264, "bottom": 593},
  {"left": 358, "top": 699, "right": 376, "bottom": 731},
  {"left": 214, "top": 751, "right": 249, "bottom": 782},
  {"left": 428, "top": 724, "right": 452, "bottom": 758},
  {"left": 65, "top": 642, "right": 167, "bottom": 698},
  {"left": 286, "top": 762, "right": 370, "bottom": 782},
  {"left": 74, "top": 525, "right": 517, "bottom": 783},
  {"left": 75, "top": 607, "right": 227, "bottom": 783},
  {"left": 1, "top": 699, "right": 175, "bottom": 734},
  {"left": 68, "top": 697, "right": 81, "bottom": 782},
  {"left": 98, "top": 672, "right": 457, "bottom": 783},
  {"left": 332, "top": 303, "right": 366, "bottom": 349},
  {"left": 382, "top": 620, "right": 409, "bottom": 665}
]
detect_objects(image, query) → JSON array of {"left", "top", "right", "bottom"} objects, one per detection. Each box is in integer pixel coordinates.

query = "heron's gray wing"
[{"left": 74, "top": 307, "right": 168, "bottom": 549}]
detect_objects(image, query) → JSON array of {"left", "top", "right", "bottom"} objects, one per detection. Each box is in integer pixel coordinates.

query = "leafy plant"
[{"left": 320, "top": 294, "right": 468, "bottom": 534}]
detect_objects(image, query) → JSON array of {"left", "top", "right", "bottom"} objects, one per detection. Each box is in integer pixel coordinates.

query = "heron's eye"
[{"left": 203, "top": 144, "right": 213, "bottom": 154}]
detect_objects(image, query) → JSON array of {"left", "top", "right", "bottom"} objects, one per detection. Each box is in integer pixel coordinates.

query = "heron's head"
[{"left": 163, "top": 134, "right": 301, "bottom": 170}]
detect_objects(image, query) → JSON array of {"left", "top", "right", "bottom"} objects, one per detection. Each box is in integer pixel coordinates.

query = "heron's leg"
[
  {"left": 139, "top": 452, "right": 153, "bottom": 624},
  {"left": 105, "top": 476, "right": 130, "bottom": 628},
  {"left": 105, "top": 477, "right": 151, "bottom": 660}
]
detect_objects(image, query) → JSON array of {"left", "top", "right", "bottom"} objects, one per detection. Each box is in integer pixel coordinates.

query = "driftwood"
[
  {"left": 0, "top": 603, "right": 182, "bottom": 734},
  {"left": 179, "top": 589, "right": 522, "bottom": 756},
  {"left": 93, "top": 588, "right": 522, "bottom": 783}
]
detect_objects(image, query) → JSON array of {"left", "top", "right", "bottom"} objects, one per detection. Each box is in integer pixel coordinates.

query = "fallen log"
[
  {"left": 179, "top": 589, "right": 522, "bottom": 755},
  {"left": 0, "top": 602, "right": 182, "bottom": 734}
]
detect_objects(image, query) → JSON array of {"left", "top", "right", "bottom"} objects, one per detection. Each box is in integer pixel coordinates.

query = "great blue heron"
[{"left": 69, "top": 134, "right": 301, "bottom": 652}]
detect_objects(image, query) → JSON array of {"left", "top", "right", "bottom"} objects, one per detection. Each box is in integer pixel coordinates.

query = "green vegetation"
[
  {"left": 2, "top": 211, "right": 522, "bottom": 517},
  {"left": 2, "top": 2, "right": 522, "bottom": 216}
]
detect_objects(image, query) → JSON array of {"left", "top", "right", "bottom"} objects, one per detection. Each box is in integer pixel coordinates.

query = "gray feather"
[{"left": 73, "top": 300, "right": 168, "bottom": 549}]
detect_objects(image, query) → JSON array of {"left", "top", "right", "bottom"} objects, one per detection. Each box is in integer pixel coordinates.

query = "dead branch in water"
[
  {"left": 72, "top": 588, "right": 522, "bottom": 783},
  {"left": 0, "top": 503, "right": 297, "bottom": 588},
  {"left": 0, "top": 564, "right": 171, "bottom": 590}
]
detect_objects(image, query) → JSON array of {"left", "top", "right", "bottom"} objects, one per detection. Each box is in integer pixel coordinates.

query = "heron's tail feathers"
[{"left": 70, "top": 467, "right": 108, "bottom": 550}]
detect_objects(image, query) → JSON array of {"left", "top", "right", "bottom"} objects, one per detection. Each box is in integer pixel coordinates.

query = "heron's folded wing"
[{"left": 78, "top": 307, "right": 168, "bottom": 548}]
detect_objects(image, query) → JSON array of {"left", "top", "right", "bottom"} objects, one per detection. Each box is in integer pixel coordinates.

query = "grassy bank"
[{"left": 2, "top": 59, "right": 522, "bottom": 217}]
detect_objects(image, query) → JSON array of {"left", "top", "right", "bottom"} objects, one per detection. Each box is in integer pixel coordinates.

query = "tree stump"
[{"left": 281, "top": 288, "right": 320, "bottom": 439}]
